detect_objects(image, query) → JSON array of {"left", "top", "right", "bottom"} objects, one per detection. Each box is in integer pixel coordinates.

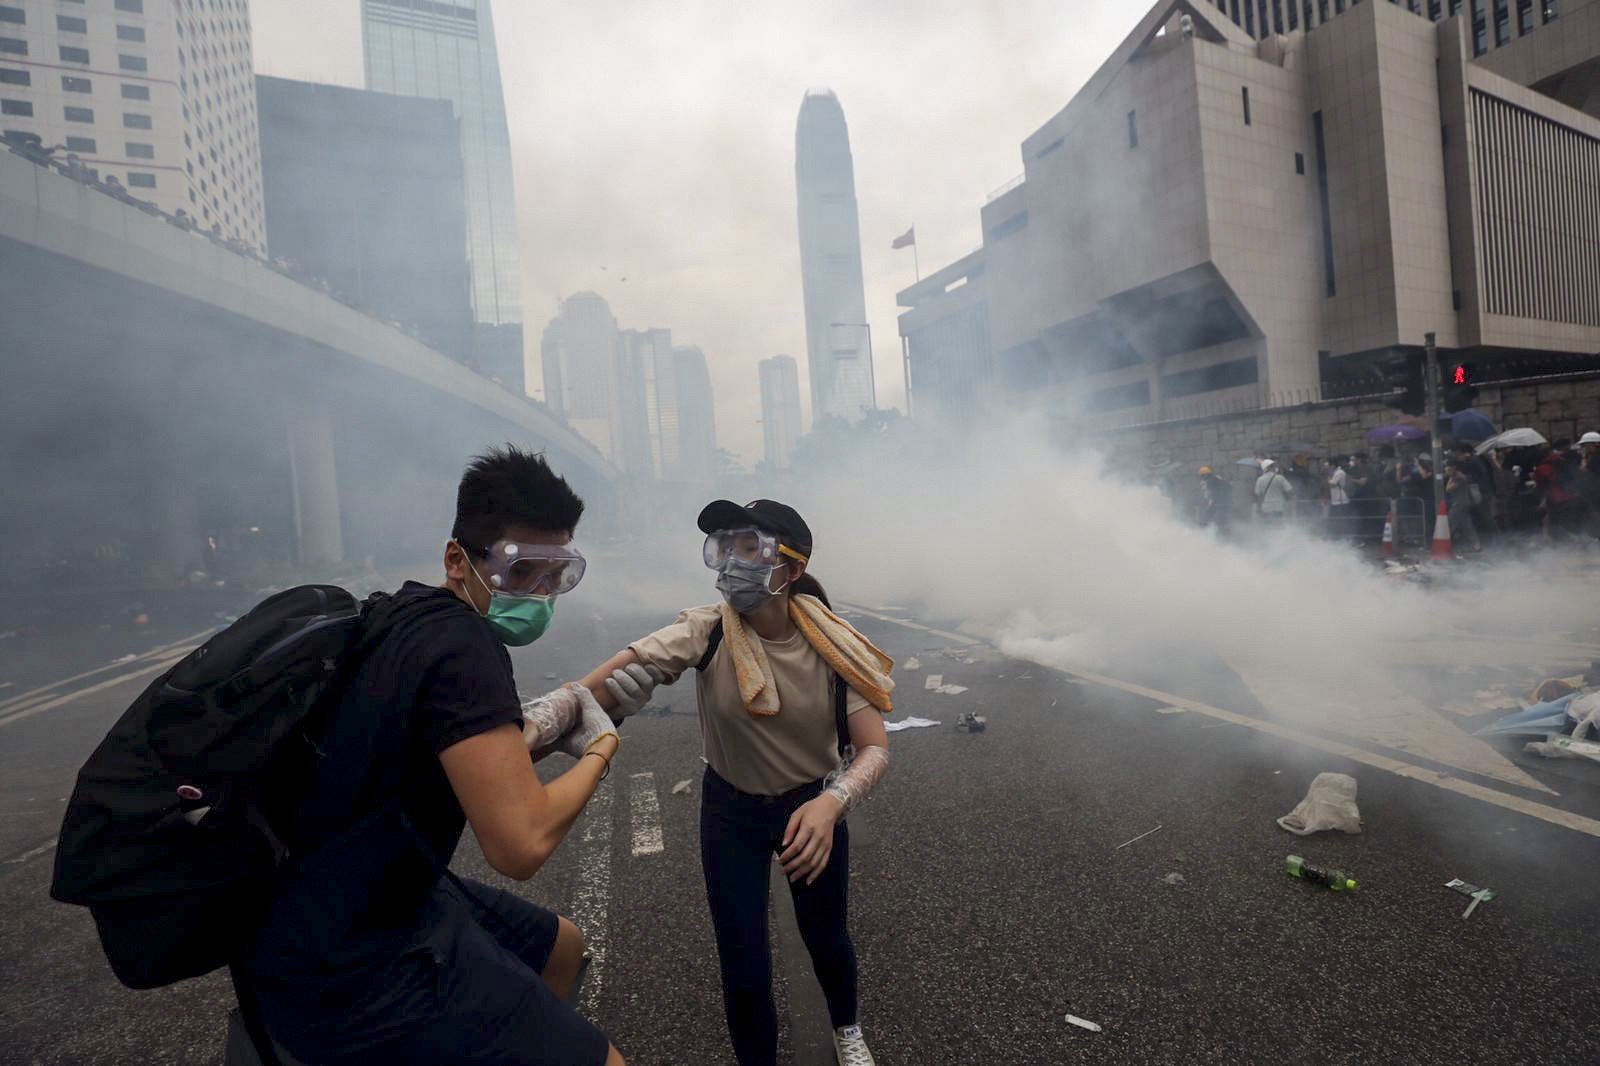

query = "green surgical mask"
[
  {"left": 467, "top": 554, "right": 556, "bottom": 646},
  {"left": 485, "top": 593, "right": 555, "bottom": 647}
]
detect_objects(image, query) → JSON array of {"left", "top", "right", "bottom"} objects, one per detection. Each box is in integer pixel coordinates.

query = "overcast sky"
[{"left": 252, "top": 1, "right": 1145, "bottom": 463}]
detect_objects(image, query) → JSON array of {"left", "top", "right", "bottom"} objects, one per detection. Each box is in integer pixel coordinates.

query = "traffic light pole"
[{"left": 1426, "top": 331, "right": 1443, "bottom": 508}]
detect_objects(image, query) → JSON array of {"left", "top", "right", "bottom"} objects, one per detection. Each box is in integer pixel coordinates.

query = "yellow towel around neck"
[{"left": 717, "top": 595, "right": 895, "bottom": 719}]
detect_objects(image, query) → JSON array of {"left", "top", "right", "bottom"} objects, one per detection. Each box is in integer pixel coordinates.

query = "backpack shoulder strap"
[
  {"left": 834, "top": 673, "right": 850, "bottom": 759},
  {"left": 695, "top": 619, "right": 724, "bottom": 673}
]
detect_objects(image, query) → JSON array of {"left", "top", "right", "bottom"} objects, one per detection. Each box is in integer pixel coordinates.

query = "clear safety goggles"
[
  {"left": 463, "top": 539, "right": 586, "bottom": 598},
  {"left": 702, "top": 528, "right": 807, "bottom": 572}
]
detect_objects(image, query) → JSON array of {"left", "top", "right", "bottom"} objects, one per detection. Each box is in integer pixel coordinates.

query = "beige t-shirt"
[{"left": 630, "top": 604, "right": 873, "bottom": 796}]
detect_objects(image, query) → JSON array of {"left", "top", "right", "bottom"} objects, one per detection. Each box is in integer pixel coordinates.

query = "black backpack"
[
  {"left": 50, "top": 584, "right": 397, "bottom": 990},
  {"left": 696, "top": 619, "right": 852, "bottom": 759}
]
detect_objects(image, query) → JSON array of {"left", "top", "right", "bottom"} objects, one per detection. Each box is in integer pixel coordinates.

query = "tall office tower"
[
  {"left": 621, "top": 327, "right": 677, "bottom": 479},
  {"left": 362, "top": 0, "right": 524, "bottom": 391},
  {"left": 613, "top": 329, "right": 656, "bottom": 478},
  {"left": 256, "top": 76, "right": 473, "bottom": 366},
  {"left": 758, "top": 354, "right": 802, "bottom": 470},
  {"left": 672, "top": 346, "right": 718, "bottom": 486},
  {"left": 541, "top": 292, "right": 619, "bottom": 461},
  {"left": 0, "top": 0, "right": 265, "bottom": 247},
  {"left": 795, "top": 88, "right": 875, "bottom": 424}
]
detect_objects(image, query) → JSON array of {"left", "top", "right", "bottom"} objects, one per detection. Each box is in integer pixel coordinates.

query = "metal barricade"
[{"left": 1275, "top": 496, "right": 1428, "bottom": 549}]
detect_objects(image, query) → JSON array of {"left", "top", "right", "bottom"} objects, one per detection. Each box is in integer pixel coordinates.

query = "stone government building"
[{"left": 899, "top": 0, "right": 1600, "bottom": 455}]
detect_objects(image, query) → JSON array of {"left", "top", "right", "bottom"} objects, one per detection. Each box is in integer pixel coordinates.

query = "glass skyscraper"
[{"left": 361, "top": 0, "right": 522, "bottom": 339}]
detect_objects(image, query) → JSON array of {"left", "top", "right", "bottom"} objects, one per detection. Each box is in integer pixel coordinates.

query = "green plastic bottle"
[{"left": 1286, "top": 854, "right": 1357, "bottom": 891}]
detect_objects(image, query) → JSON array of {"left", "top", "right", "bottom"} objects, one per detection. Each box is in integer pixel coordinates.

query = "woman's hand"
[{"left": 778, "top": 793, "right": 844, "bottom": 885}]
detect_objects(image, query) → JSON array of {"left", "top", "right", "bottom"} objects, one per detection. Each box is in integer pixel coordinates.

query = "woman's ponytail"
[{"left": 790, "top": 571, "right": 831, "bottom": 609}]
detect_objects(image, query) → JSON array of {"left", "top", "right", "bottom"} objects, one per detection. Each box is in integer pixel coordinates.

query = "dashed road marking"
[
  {"left": 628, "top": 773, "right": 664, "bottom": 857},
  {"left": 570, "top": 788, "right": 614, "bottom": 1017},
  {"left": 843, "top": 603, "right": 1600, "bottom": 841},
  {"left": 0, "top": 628, "right": 213, "bottom": 716}
]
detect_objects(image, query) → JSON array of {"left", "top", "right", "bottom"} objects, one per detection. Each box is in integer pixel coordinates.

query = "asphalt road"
[{"left": 3, "top": 597, "right": 1600, "bottom": 1065}]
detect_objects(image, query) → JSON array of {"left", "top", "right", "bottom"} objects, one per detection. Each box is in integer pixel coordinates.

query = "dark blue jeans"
[{"left": 699, "top": 766, "right": 858, "bottom": 1066}]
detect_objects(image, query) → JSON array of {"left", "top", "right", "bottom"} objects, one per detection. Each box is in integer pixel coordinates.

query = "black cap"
[{"left": 698, "top": 499, "right": 813, "bottom": 553}]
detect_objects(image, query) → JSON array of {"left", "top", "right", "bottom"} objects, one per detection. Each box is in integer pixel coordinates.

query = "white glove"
[
  {"left": 521, "top": 686, "right": 581, "bottom": 752},
  {"left": 554, "top": 684, "right": 620, "bottom": 762},
  {"left": 603, "top": 663, "right": 668, "bottom": 721}
]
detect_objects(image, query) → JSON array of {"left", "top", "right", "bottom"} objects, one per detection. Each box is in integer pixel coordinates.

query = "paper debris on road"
[
  {"left": 670, "top": 779, "right": 693, "bottom": 795},
  {"left": 1064, "top": 1015, "right": 1102, "bottom": 1033},
  {"left": 955, "top": 713, "right": 987, "bottom": 732},
  {"left": 936, "top": 684, "right": 969, "bottom": 696},
  {"left": 1113, "top": 825, "right": 1163, "bottom": 850},
  {"left": 1160, "top": 872, "right": 1186, "bottom": 885},
  {"left": 885, "top": 716, "right": 941, "bottom": 732},
  {"left": 902, "top": 657, "right": 922, "bottom": 671},
  {"left": 1445, "top": 877, "right": 1495, "bottom": 920},
  {"left": 924, "top": 674, "right": 944, "bottom": 690}
]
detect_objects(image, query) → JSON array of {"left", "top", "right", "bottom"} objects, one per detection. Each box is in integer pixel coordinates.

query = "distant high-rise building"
[
  {"left": 362, "top": 0, "right": 524, "bottom": 389},
  {"left": 673, "top": 346, "right": 718, "bottom": 486},
  {"left": 614, "top": 329, "right": 659, "bottom": 478},
  {"left": 622, "top": 328, "right": 679, "bottom": 479},
  {"left": 795, "top": 89, "right": 875, "bottom": 424},
  {"left": 256, "top": 76, "right": 473, "bottom": 367},
  {"left": 0, "top": 0, "right": 264, "bottom": 248},
  {"left": 542, "top": 293, "right": 619, "bottom": 461},
  {"left": 758, "top": 355, "right": 802, "bottom": 470}
]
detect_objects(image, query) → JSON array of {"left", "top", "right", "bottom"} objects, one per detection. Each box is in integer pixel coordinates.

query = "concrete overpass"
[{"left": 0, "top": 148, "right": 616, "bottom": 586}]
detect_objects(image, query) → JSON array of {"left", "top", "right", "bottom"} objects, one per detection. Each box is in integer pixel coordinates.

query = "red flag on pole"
[{"left": 891, "top": 226, "right": 916, "bottom": 250}]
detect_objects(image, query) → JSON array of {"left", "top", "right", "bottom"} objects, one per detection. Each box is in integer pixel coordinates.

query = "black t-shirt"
[{"left": 269, "top": 582, "right": 521, "bottom": 939}]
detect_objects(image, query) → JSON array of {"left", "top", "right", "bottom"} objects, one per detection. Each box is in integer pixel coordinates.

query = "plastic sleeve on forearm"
[
  {"left": 520, "top": 690, "right": 576, "bottom": 751},
  {"left": 824, "top": 744, "right": 889, "bottom": 814}
]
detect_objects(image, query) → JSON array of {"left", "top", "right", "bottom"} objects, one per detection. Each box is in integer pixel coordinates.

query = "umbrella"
[
  {"left": 1235, "top": 457, "right": 1262, "bottom": 468},
  {"left": 1473, "top": 694, "right": 1577, "bottom": 739},
  {"left": 1474, "top": 427, "right": 1547, "bottom": 455},
  {"left": 1446, "top": 409, "right": 1497, "bottom": 443},
  {"left": 1366, "top": 424, "right": 1428, "bottom": 444}
]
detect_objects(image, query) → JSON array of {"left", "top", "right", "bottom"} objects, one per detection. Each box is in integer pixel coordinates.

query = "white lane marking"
[
  {"left": 842, "top": 603, "right": 1600, "bottom": 841},
  {"left": 0, "top": 653, "right": 188, "bottom": 730},
  {"left": 570, "top": 787, "right": 614, "bottom": 1017},
  {"left": 628, "top": 773, "right": 664, "bottom": 857},
  {"left": 0, "top": 628, "right": 213, "bottom": 715},
  {"left": 3, "top": 837, "right": 58, "bottom": 865}
]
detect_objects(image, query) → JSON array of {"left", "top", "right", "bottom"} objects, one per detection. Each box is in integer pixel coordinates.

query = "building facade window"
[
  {"left": 114, "top": 0, "right": 144, "bottom": 12},
  {"left": 118, "top": 54, "right": 148, "bottom": 72},
  {"left": 64, "top": 106, "right": 94, "bottom": 123},
  {"left": 57, "top": 15, "right": 87, "bottom": 33},
  {"left": 127, "top": 171, "right": 155, "bottom": 188},
  {"left": 0, "top": 6, "right": 22, "bottom": 24},
  {"left": 116, "top": 24, "right": 145, "bottom": 42},
  {"left": 1242, "top": 86, "right": 1252, "bottom": 125},
  {"left": 64, "top": 135, "right": 95, "bottom": 152},
  {"left": 62, "top": 75, "right": 91, "bottom": 92},
  {"left": 0, "top": 66, "right": 27, "bottom": 85},
  {"left": 59, "top": 45, "right": 90, "bottom": 63},
  {"left": 0, "top": 37, "right": 27, "bottom": 55},
  {"left": 1295, "top": 151, "right": 1305, "bottom": 173},
  {"left": 1493, "top": 0, "right": 1510, "bottom": 43},
  {"left": 1128, "top": 110, "right": 1138, "bottom": 148},
  {"left": 121, "top": 83, "right": 148, "bottom": 100},
  {"left": 1312, "top": 110, "right": 1336, "bottom": 297},
  {"left": 1, "top": 98, "right": 32, "bottom": 116},
  {"left": 126, "top": 141, "right": 153, "bottom": 158},
  {"left": 122, "top": 112, "right": 151, "bottom": 129},
  {"left": 1516, "top": 0, "right": 1533, "bottom": 31}
]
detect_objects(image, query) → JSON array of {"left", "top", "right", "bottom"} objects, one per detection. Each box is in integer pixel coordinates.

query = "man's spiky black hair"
[{"left": 451, "top": 444, "right": 585, "bottom": 554}]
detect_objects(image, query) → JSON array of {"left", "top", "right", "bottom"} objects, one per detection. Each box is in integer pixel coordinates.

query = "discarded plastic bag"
[
  {"left": 1473, "top": 694, "right": 1576, "bottom": 738},
  {"left": 1277, "top": 772, "right": 1361, "bottom": 836}
]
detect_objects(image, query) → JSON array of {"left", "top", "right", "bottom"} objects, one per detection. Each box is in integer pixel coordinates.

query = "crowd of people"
[
  {"left": 2, "top": 132, "right": 538, "bottom": 403},
  {"left": 1189, "top": 430, "right": 1600, "bottom": 553}
]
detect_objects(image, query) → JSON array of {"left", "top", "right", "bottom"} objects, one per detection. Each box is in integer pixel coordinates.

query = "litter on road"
[
  {"left": 1445, "top": 878, "right": 1495, "bottom": 920},
  {"left": 936, "top": 684, "right": 969, "bottom": 695},
  {"left": 1113, "top": 825, "right": 1163, "bottom": 851},
  {"left": 901, "top": 657, "right": 922, "bottom": 671},
  {"left": 1285, "top": 854, "right": 1357, "bottom": 891},
  {"left": 884, "top": 716, "right": 941, "bottom": 732},
  {"left": 670, "top": 779, "right": 693, "bottom": 795},
  {"left": 1277, "top": 772, "right": 1362, "bottom": 836},
  {"left": 1064, "top": 1015, "right": 1102, "bottom": 1033},
  {"left": 1154, "top": 705, "right": 1186, "bottom": 715},
  {"left": 1160, "top": 872, "right": 1186, "bottom": 886},
  {"left": 924, "top": 674, "right": 944, "bottom": 690},
  {"left": 955, "top": 713, "right": 987, "bottom": 732}
]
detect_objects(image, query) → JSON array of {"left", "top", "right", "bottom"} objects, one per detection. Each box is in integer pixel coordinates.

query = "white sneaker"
[{"left": 833, "top": 1024, "right": 876, "bottom": 1066}]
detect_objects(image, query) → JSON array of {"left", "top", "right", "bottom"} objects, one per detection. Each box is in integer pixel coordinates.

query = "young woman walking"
[{"left": 578, "top": 498, "right": 893, "bottom": 1066}]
